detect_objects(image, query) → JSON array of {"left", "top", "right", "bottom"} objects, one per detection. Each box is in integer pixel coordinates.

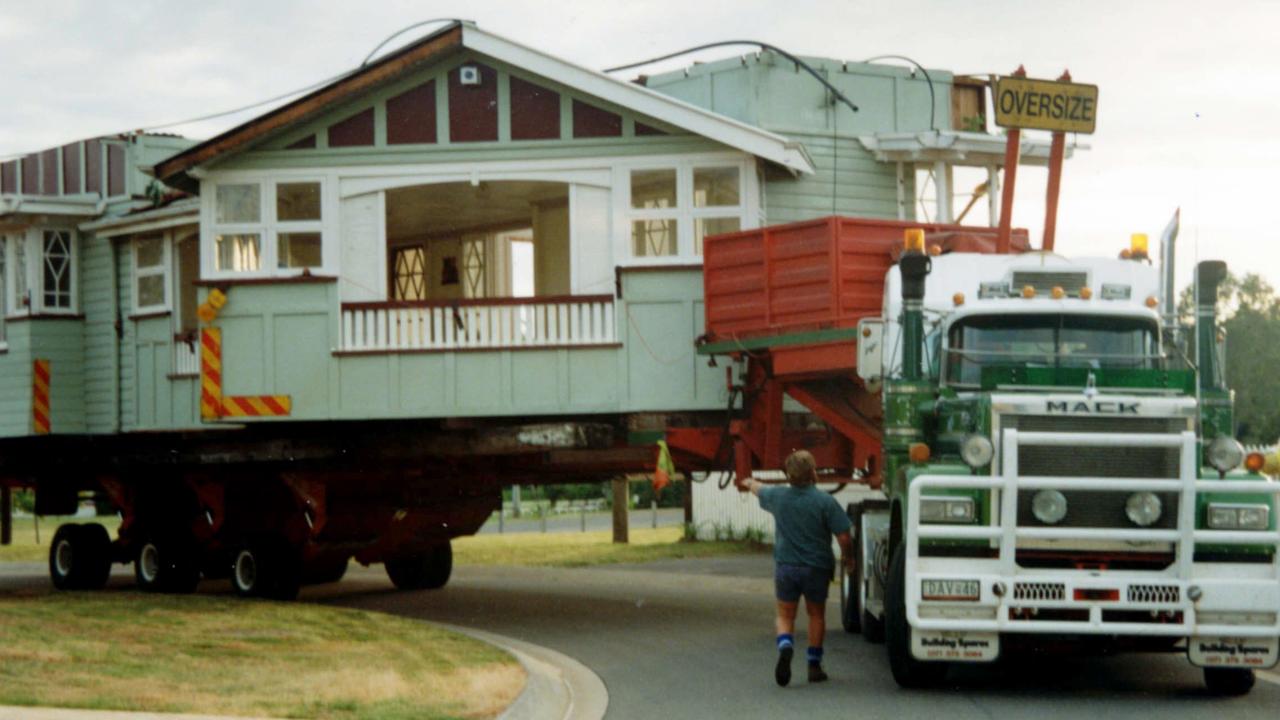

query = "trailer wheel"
[
  {"left": 1204, "top": 667, "right": 1255, "bottom": 696},
  {"left": 232, "top": 537, "right": 302, "bottom": 601},
  {"left": 76, "top": 523, "right": 114, "bottom": 591},
  {"left": 385, "top": 541, "right": 452, "bottom": 591},
  {"left": 134, "top": 535, "right": 200, "bottom": 594},
  {"left": 303, "top": 555, "right": 350, "bottom": 585},
  {"left": 886, "top": 543, "right": 949, "bottom": 688}
]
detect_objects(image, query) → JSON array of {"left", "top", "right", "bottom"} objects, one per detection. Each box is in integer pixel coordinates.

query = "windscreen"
[{"left": 945, "top": 314, "right": 1159, "bottom": 387}]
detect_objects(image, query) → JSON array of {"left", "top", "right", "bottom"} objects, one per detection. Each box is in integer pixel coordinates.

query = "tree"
[{"left": 1177, "top": 272, "right": 1280, "bottom": 444}]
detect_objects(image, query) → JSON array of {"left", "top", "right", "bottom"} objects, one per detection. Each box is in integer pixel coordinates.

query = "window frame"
[
  {"left": 23, "top": 227, "right": 78, "bottom": 315},
  {"left": 0, "top": 235, "right": 7, "bottom": 347},
  {"left": 203, "top": 174, "right": 331, "bottom": 279},
  {"left": 617, "top": 154, "right": 756, "bottom": 266},
  {"left": 132, "top": 232, "right": 171, "bottom": 314}
]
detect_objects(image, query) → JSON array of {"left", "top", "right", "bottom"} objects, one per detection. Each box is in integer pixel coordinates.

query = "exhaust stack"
[
  {"left": 1195, "top": 260, "right": 1227, "bottom": 391},
  {"left": 900, "top": 231, "right": 932, "bottom": 382},
  {"left": 1159, "top": 209, "right": 1180, "bottom": 333}
]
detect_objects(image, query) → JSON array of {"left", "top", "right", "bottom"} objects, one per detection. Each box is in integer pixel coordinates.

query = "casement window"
[
  {"left": 624, "top": 160, "right": 748, "bottom": 261},
  {"left": 133, "top": 234, "right": 169, "bottom": 313},
  {"left": 209, "top": 179, "right": 325, "bottom": 277},
  {"left": 0, "top": 236, "right": 6, "bottom": 345}
]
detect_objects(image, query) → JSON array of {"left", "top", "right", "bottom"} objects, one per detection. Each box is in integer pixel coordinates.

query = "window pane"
[
  {"left": 137, "top": 274, "right": 165, "bottom": 308},
  {"left": 694, "top": 167, "right": 740, "bottom": 207},
  {"left": 276, "top": 182, "right": 321, "bottom": 221},
  {"left": 215, "top": 233, "right": 261, "bottom": 271},
  {"left": 215, "top": 184, "right": 261, "bottom": 223},
  {"left": 0, "top": 237, "right": 6, "bottom": 321},
  {"left": 632, "top": 219, "right": 678, "bottom": 257},
  {"left": 135, "top": 236, "right": 163, "bottom": 268},
  {"left": 43, "top": 231, "right": 72, "bottom": 309},
  {"left": 277, "top": 232, "right": 322, "bottom": 269},
  {"left": 14, "top": 236, "right": 27, "bottom": 305},
  {"left": 694, "top": 217, "right": 741, "bottom": 255},
  {"left": 392, "top": 246, "right": 427, "bottom": 301},
  {"left": 631, "top": 169, "right": 677, "bottom": 209}
]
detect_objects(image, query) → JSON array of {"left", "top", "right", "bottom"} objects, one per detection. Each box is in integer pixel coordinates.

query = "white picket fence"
[{"left": 339, "top": 295, "right": 617, "bottom": 353}]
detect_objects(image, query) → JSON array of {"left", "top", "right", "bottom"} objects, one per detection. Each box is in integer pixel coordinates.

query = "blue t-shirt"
[{"left": 758, "top": 485, "right": 852, "bottom": 570}]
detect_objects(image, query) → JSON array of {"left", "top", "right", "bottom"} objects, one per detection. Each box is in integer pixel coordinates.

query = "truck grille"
[
  {"left": 1128, "top": 584, "right": 1180, "bottom": 604},
  {"left": 1014, "top": 582, "right": 1065, "bottom": 601},
  {"left": 1000, "top": 414, "right": 1188, "bottom": 532}
]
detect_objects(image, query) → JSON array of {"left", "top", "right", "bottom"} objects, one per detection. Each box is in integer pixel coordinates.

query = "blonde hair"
[{"left": 784, "top": 450, "right": 817, "bottom": 487}]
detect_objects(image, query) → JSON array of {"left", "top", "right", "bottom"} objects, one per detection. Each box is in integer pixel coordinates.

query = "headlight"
[
  {"left": 1125, "top": 492, "right": 1163, "bottom": 527},
  {"left": 1207, "top": 503, "right": 1270, "bottom": 530},
  {"left": 1031, "top": 490, "right": 1067, "bottom": 524},
  {"left": 1207, "top": 436, "right": 1245, "bottom": 473},
  {"left": 960, "top": 435, "right": 994, "bottom": 469},
  {"left": 920, "top": 496, "right": 976, "bottom": 523}
]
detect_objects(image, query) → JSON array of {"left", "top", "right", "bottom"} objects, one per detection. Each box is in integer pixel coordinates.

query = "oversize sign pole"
[
  {"left": 1041, "top": 70, "right": 1071, "bottom": 252},
  {"left": 995, "top": 66, "right": 1026, "bottom": 254}
]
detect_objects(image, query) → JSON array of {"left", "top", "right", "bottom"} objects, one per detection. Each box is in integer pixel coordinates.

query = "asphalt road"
[{"left": 3, "top": 556, "right": 1279, "bottom": 719}]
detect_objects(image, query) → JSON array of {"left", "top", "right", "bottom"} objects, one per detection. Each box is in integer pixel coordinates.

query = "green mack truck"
[{"left": 682, "top": 217, "right": 1279, "bottom": 696}]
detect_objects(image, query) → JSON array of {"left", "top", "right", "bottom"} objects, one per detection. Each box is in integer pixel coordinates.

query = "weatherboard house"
[{"left": 0, "top": 23, "right": 1058, "bottom": 551}]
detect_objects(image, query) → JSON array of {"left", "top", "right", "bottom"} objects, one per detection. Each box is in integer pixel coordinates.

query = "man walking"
[{"left": 740, "top": 450, "right": 853, "bottom": 686}]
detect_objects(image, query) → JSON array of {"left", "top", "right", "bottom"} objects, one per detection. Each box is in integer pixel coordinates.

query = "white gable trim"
[{"left": 460, "top": 24, "right": 816, "bottom": 176}]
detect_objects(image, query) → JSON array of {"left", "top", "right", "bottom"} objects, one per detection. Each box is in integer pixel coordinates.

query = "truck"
[{"left": 671, "top": 214, "right": 1279, "bottom": 695}]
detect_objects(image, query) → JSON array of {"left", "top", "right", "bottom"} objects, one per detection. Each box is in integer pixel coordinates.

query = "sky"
[{"left": 2, "top": 0, "right": 1277, "bottom": 294}]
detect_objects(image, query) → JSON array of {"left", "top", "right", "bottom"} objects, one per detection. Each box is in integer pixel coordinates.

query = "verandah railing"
[{"left": 338, "top": 295, "right": 618, "bottom": 353}]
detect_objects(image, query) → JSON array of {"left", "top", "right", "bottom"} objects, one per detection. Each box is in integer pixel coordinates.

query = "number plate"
[
  {"left": 1188, "top": 636, "right": 1280, "bottom": 669},
  {"left": 912, "top": 630, "right": 999, "bottom": 662},
  {"left": 921, "top": 579, "right": 980, "bottom": 601}
]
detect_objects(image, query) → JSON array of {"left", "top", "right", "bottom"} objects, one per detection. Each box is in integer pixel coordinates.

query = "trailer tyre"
[
  {"left": 232, "top": 537, "right": 302, "bottom": 601},
  {"left": 135, "top": 535, "right": 200, "bottom": 594},
  {"left": 886, "top": 543, "right": 949, "bottom": 688},
  {"left": 385, "top": 541, "right": 452, "bottom": 591},
  {"left": 77, "top": 523, "right": 114, "bottom": 591},
  {"left": 1203, "top": 667, "right": 1255, "bottom": 696}
]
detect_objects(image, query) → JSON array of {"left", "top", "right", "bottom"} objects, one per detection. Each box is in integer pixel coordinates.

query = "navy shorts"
[{"left": 774, "top": 563, "right": 831, "bottom": 603}]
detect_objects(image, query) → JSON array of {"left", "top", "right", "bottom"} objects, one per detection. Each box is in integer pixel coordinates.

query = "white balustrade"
[
  {"left": 173, "top": 339, "right": 200, "bottom": 377},
  {"left": 339, "top": 296, "right": 617, "bottom": 353}
]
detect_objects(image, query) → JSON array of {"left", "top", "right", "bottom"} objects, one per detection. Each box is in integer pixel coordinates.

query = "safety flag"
[{"left": 653, "top": 440, "right": 676, "bottom": 496}]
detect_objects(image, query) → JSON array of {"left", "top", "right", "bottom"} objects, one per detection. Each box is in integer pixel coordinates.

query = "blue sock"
[
  {"left": 776, "top": 634, "right": 794, "bottom": 651},
  {"left": 807, "top": 646, "right": 823, "bottom": 665}
]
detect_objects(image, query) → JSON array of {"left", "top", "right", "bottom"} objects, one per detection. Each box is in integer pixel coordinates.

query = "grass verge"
[
  {"left": 0, "top": 592, "right": 522, "bottom": 719},
  {"left": 453, "top": 526, "right": 768, "bottom": 567},
  {"left": 0, "top": 516, "right": 122, "bottom": 563}
]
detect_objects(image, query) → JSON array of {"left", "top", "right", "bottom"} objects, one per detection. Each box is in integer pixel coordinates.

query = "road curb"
[{"left": 439, "top": 623, "right": 609, "bottom": 720}]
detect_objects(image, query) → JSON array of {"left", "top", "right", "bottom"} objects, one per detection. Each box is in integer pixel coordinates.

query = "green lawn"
[
  {"left": 0, "top": 515, "right": 121, "bottom": 563},
  {"left": 0, "top": 592, "right": 522, "bottom": 719},
  {"left": 454, "top": 526, "right": 767, "bottom": 567}
]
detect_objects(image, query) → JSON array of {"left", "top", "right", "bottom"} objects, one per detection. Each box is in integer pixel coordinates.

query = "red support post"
[
  {"left": 1041, "top": 69, "right": 1072, "bottom": 252},
  {"left": 995, "top": 65, "right": 1027, "bottom": 255}
]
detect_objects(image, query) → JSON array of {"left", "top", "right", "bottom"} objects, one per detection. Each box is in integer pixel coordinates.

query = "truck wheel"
[
  {"left": 232, "top": 537, "right": 302, "bottom": 601},
  {"left": 886, "top": 543, "right": 949, "bottom": 688},
  {"left": 840, "top": 505, "right": 864, "bottom": 633},
  {"left": 49, "top": 523, "right": 114, "bottom": 591},
  {"left": 1203, "top": 667, "right": 1255, "bottom": 696},
  {"left": 385, "top": 541, "right": 453, "bottom": 590},
  {"left": 135, "top": 535, "right": 200, "bottom": 594}
]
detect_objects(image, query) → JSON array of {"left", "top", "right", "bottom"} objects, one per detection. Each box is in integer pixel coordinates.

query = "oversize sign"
[{"left": 994, "top": 77, "right": 1098, "bottom": 134}]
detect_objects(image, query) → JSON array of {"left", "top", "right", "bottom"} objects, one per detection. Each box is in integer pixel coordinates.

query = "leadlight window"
[
  {"left": 13, "top": 235, "right": 28, "bottom": 309},
  {"left": 392, "top": 246, "right": 427, "bottom": 301},
  {"left": 42, "top": 230, "right": 73, "bottom": 310}
]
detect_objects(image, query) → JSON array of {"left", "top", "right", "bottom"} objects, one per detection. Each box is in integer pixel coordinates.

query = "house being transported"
[{"left": 0, "top": 21, "right": 1060, "bottom": 598}]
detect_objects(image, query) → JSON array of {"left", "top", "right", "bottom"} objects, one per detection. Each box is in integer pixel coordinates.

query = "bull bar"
[{"left": 906, "top": 429, "right": 1280, "bottom": 637}]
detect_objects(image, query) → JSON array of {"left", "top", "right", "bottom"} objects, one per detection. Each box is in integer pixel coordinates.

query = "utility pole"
[{"left": 611, "top": 477, "right": 629, "bottom": 544}]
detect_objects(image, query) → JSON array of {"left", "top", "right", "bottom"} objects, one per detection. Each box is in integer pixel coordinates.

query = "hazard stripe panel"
[
  {"left": 200, "top": 325, "right": 291, "bottom": 419},
  {"left": 32, "top": 359, "right": 51, "bottom": 435}
]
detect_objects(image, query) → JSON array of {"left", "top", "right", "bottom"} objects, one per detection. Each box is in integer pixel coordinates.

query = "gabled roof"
[{"left": 154, "top": 22, "right": 815, "bottom": 187}]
